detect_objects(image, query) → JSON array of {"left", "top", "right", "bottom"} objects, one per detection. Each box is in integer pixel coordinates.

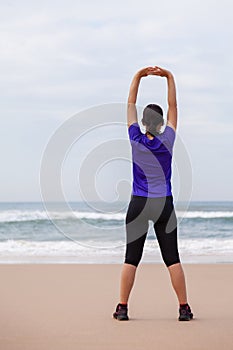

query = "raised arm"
[
  {"left": 150, "top": 66, "right": 177, "bottom": 131},
  {"left": 127, "top": 67, "right": 155, "bottom": 128}
]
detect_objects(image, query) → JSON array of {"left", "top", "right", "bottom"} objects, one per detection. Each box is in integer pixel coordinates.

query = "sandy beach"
[{"left": 0, "top": 263, "right": 233, "bottom": 350}]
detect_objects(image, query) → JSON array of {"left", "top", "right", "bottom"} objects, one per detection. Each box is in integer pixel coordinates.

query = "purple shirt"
[{"left": 128, "top": 122, "right": 176, "bottom": 198}]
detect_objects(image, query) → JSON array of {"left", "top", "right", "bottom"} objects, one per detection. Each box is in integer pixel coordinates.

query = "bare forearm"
[
  {"left": 128, "top": 73, "right": 141, "bottom": 104},
  {"left": 127, "top": 67, "right": 155, "bottom": 127},
  {"left": 166, "top": 73, "right": 177, "bottom": 107}
]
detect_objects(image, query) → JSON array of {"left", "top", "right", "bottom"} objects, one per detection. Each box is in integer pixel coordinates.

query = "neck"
[{"left": 145, "top": 131, "right": 155, "bottom": 139}]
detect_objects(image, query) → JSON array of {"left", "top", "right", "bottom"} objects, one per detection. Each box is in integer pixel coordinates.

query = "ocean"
[{"left": 0, "top": 201, "right": 232, "bottom": 264}]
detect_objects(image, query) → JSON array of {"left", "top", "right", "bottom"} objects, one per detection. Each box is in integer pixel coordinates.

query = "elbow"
[
  {"left": 168, "top": 102, "right": 177, "bottom": 108},
  {"left": 127, "top": 93, "right": 136, "bottom": 105},
  {"left": 127, "top": 100, "right": 136, "bottom": 106}
]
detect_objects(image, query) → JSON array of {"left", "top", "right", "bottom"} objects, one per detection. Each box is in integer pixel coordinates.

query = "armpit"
[{"left": 166, "top": 121, "right": 176, "bottom": 132}]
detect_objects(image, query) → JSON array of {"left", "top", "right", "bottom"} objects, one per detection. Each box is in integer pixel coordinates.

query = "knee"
[
  {"left": 124, "top": 237, "right": 145, "bottom": 268},
  {"left": 124, "top": 257, "right": 140, "bottom": 268},
  {"left": 124, "top": 249, "right": 142, "bottom": 267},
  {"left": 165, "top": 257, "right": 181, "bottom": 268}
]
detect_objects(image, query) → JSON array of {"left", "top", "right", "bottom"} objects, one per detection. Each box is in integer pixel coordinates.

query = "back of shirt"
[{"left": 128, "top": 122, "right": 176, "bottom": 198}]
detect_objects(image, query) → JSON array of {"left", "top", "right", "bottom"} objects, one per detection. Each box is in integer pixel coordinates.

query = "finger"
[
  {"left": 153, "top": 72, "right": 163, "bottom": 76},
  {"left": 149, "top": 68, "right": 159, "bottom": 72},
  {"left": 149, "top": 72, "right": 160, "bottom": 76},
  {"left": 154, "top": 67, "right": 162, "bottom": 72},
  {"left": 146, "top": 68, "right": 156, "bottom": 74}
]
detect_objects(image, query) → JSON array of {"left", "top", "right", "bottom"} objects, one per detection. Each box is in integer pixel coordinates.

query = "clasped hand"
[{"left": 137, "top": 66, "right": 171, "bottom": 78}]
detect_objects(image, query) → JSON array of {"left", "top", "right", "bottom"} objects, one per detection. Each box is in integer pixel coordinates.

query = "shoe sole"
[
  {"left": 178, "top": 314, "right": 193, "bottom": 321},
  {"left": 113, "top": 313, "right": 129, "bottom": 321}
]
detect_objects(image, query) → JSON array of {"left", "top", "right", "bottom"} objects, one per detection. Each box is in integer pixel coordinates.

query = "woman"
[{"left": 113, "top": 66, "right": 194, "bottom": 321}]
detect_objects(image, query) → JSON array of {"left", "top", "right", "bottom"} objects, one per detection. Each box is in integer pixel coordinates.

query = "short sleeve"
[
  {"left": 128, "top": 122, "right": 143, "bottom": 142},
  {"left": 161, "top": 125, "right": 176, "bottom": 150}
]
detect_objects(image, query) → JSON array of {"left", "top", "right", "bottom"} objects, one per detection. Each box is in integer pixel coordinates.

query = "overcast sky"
[{"left": 0, "top": 0, "right": 232, "bottom": 202}]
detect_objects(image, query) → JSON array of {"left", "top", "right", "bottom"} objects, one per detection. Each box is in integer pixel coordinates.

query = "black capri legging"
[{"left": 124, "top": 195, "right": 181, "bottom": 268}]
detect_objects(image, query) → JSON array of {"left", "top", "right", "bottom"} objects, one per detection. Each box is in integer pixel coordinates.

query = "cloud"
[{"left": 0, "top": 0, "right": 232, "bottom": 200}]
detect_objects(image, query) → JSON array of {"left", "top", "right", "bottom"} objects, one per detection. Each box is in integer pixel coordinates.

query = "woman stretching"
[{"left": 113, "top": 65, "right": 194, "bottom": 321}]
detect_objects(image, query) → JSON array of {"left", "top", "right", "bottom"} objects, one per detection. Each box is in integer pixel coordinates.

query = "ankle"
[
  {"left": 119, "top": 302, "right": 128, "bottom": 306},
  {"left": 180, "top": 302, "right": 188, "bottom": 307}
]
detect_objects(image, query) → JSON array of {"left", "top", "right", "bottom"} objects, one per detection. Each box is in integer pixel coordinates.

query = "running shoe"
[
  {"left": 113, "top": 303, "right": 129, "bottom": 321},
  {"left": 178, "top": 304, "right": 194, "bottom": 321}
]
